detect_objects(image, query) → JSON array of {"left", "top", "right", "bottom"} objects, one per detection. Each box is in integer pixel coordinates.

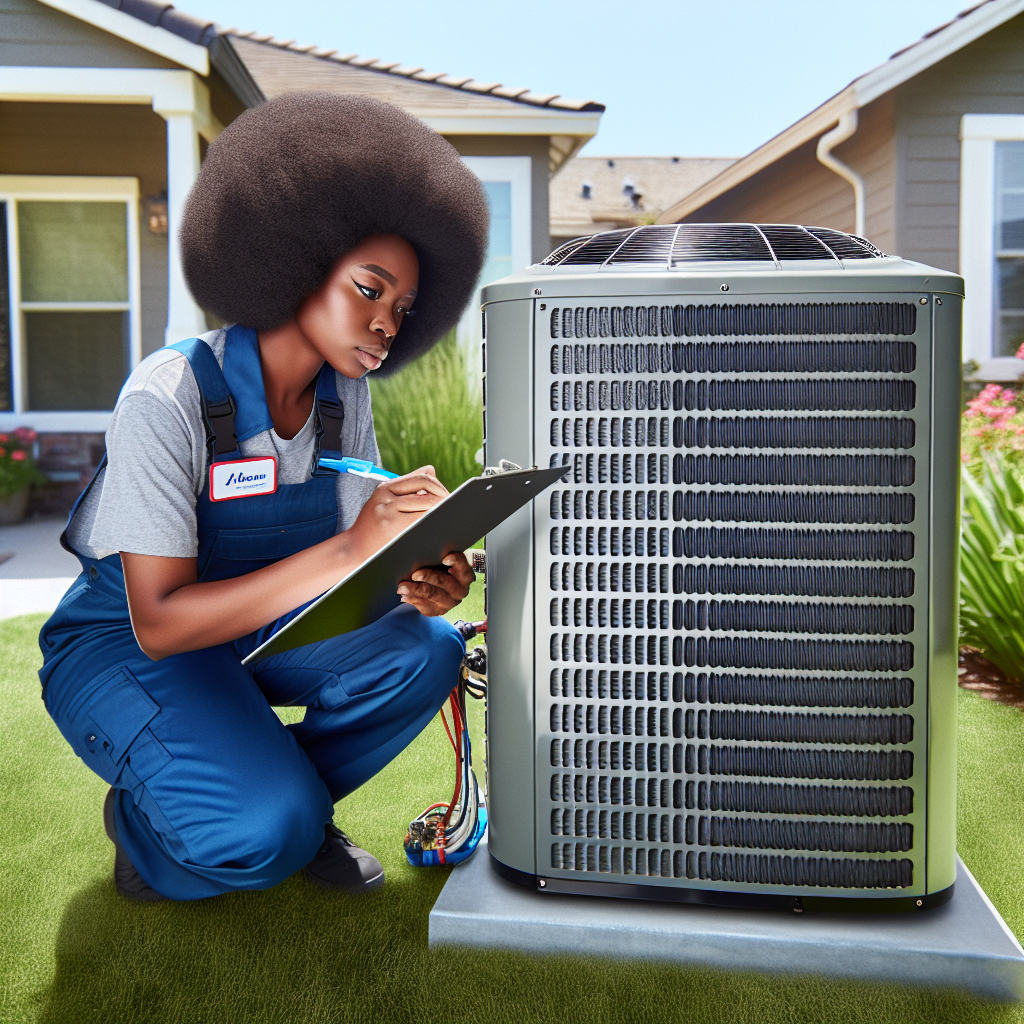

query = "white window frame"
[
  {"left": 960, "top": 114, "right": 1024, "bottom": 379},
  {"left": 457, "top": 156, "right": 532, "bottom": 368},
  {"left": 0, "top": 175, "right": 140, "bottom": 432}
]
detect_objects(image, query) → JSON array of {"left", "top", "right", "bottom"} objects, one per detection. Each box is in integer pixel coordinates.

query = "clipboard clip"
[{"left": 482, "top": 459, "right": 525, "bottom": 476}]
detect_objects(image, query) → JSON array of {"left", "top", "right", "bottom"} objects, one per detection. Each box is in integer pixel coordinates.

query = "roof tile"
[
  {"left": 461, "top": 80, "right": 501, "bottom": 93},
  {"left": 516, "top": 91, "right": 560, "bottom": 106}
]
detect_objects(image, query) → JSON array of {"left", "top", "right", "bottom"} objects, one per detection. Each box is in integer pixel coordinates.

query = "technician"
[{"left": 37, "top": 93, "right": 489, "bottom": 902}]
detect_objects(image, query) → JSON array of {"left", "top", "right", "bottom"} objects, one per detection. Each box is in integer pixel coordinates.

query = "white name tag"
[{"left": 209, "top": 457, "right": 278, "bottom": 502}]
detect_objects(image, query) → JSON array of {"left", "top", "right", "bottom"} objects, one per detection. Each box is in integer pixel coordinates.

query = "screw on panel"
[
  {"left": 936, "top": 297, "right": 943, "bottom": 305},
  {"left": 538, "top": 878, "right": 547, "bottom": 888},
  {"left": 919, "top": 297, "right": 928, "bottom": 304},
  {"left": 720, "top": 283, "right": 729, "bottom": 292},
  {"left": 916, "top": 899, "right": 923, "bottom": 907},
  {"left": 792, "top": 897, "right": 803, "bottom": 913},
  {"left": 533, "top": 288, "right": 542, "bottom": 296},
  {"left": 540, "top": 303, "right": 546, "bottom": 310}
]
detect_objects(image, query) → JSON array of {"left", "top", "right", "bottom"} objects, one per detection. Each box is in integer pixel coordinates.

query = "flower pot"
[{"left": 0, "top": 488, "right": 30, "bottom": 527}]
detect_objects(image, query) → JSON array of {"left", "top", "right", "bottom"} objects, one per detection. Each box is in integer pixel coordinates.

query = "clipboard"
[{"left": 242, "top": 464, "right": 568, "bottom": 664}]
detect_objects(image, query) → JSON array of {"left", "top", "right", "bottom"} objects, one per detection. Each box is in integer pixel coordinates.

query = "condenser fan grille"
[
  {"left": 532, "top": 291, "right": 927, "bottom": 894},
  {"left": 539, "top": 224, "right": 887, "bottom": 268}
]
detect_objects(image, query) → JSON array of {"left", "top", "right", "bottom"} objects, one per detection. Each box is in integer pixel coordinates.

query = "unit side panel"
[
  {"left": 533, "top": 294, "right": 932, "bottom": 898},
  {"left": 926, "top": 294, "right": 962, "bottom": 893},
  {"left": 482, "top": 297, "right": 537, "bottom": 875}
]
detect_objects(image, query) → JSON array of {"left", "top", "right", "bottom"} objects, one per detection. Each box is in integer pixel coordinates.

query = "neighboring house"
[
  {"left": 657, "top": 0, "right": 1024, "bottom": 382},
  {"left": 550, "top": 155, "right": 735, "bottom": 249},
  {"left": 0, "top": 0, "right": 604, "bottom": 510}
]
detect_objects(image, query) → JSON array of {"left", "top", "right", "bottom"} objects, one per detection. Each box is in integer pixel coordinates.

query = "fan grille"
[{"left": 539, "top": 224, "right": 887, "bottom": 268}]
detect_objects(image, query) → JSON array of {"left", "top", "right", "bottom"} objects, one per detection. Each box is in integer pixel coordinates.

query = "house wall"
[
  {"left": 894, "top": 12, "right": 1024, "bottom": 273},
  {"left": 680, "top": 94, "right": 897, "bottom": 254},
  {"left": 0, "top": 0, "right": 179, "bottom": 69},
  {"left": 0, "top": 101, "right": 170, "bottom": 360},
  {"left": 447, "top": 135, "right": 551, "bottom": 263}
]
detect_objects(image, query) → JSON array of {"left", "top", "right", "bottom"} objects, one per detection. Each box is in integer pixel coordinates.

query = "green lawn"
[{"left": 1, "top": 598, "right": 1021, "bottom": 1024}]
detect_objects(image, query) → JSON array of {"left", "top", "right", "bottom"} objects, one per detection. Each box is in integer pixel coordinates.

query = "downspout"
[{"left": 816, "top": 108, "right": 866, "bottom": 238}]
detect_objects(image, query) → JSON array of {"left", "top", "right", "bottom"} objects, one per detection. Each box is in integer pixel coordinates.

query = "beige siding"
[
  {"left": 681, "top": 95, "right": 897, "bottom": 253},
  {"left": 0, "top": 102, "right": 169, "bottom": 357},
  {"left": 895, "top": 12, "right": 1024, "bottom": 273},
  {"left": 0, "top": 0, "right": 179, "bottom": 69}
]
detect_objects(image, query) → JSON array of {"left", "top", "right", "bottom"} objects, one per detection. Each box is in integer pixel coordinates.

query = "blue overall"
[{"left": 38, "top": 326, "right": 464, "bottom": 901}]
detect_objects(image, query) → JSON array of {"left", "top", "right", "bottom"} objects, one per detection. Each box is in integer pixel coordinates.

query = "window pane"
[
  {"left": 480, "top": 182, "right": 513, "bottom": 286},
  {"left": 26, "top": 311, "right": 128, "bottom": 410},
  {"left": 0, "top": 203, "right": 10, "bottom": 411},
  {"left": 997, "top": 258, "right": 1024, "bottom": 357},
  {"left": 19, "top": 201, "right": 128, "bottom": 302},
  {"left": 996, "top": 142, "right": 1024, "bottom": 252}
]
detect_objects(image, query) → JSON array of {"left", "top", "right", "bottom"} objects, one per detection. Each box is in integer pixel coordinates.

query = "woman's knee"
[{"left": 229, "top": 768, "right": 329, "bottom": 877}]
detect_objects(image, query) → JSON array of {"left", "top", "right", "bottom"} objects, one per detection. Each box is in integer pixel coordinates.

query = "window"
[
  {"left": 457, "top": 157, "right": 532, "bottom": 372},
  {"left": 995, "top": 141, "right": 1024, "bottom": 357},
  {"left": 960, "top": 116, "right": 1024, "bottom": 375},
  {"left": 1, "top": 176, "right": 140, "bottom": 426}
]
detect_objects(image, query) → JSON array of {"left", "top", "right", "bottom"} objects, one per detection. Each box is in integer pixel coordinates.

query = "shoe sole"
[{"left": 303, "top": 865, "right": 386, "bottom": 895}]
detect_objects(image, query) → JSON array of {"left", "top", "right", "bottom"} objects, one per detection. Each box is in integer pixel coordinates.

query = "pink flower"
[
  {"left": 1017, "top": 341, "right": 1024, "bottom": 360},
  {"left": 962, "top": 453, "right": 970, "bottom": 462},
  {"left": 10, "top": 450, "right": 25, "bottom": 461},
  {"left": 14, "top": 427, "right": 36, "bottom": 442}
]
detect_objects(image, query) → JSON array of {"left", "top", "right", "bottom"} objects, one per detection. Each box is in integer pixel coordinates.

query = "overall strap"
[
  {"left": 168, "top": 337, "right": 239, "bottom": 465},
  {"left": 312, "top": 363, "right": 345, "bottom": 474}
]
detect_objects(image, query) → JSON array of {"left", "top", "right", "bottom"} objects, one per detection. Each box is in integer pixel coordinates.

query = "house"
[
  {"left": 656, "top": 0, "right": 1024, "bottom": 382},
  {"left": 549, "top": 155, "right": 735, "bottom": 249},
  {"left": 0, "top": 0, "right": 604, "bottom": 510}
]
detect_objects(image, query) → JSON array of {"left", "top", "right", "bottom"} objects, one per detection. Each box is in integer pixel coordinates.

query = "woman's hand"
[
  {"left": 346, "top": 465, "right": 450, "bottom": 562},
  {"left": 398, "top": 552, "right": 475, "bottom": 616}
]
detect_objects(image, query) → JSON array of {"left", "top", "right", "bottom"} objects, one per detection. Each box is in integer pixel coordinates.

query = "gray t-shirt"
[{"left": 70, "top": 328, "right": 380, "bottom": 560}]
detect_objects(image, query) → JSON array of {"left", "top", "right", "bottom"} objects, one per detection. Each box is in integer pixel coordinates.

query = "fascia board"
[
  {"left": 417, "top": 111, "right": 601, "bottom": 137},
  {"left": 0, "top": 66, "right": 197, "bottom": 108},
  {"left": 657, "top": 0, "right": 1024, "bottom": 225},
  {"left": 854, "top": 0, "right": 1024, "bottom": 106},
  {"left": 35, "top": 0, "right": 209, "bottom": 75}
]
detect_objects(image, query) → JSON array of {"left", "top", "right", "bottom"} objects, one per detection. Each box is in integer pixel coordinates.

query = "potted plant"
[{"left": 0, "top": 427, "right": 46, "bottom": 526}]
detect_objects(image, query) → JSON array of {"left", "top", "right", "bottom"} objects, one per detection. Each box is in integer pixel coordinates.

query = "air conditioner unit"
[{"left": 480, "top": 224, "right": 963, "bottom": 912}]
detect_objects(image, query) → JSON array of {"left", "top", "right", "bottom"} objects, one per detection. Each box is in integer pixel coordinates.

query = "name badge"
[{"left": 209, "top": 457, "right": 278, "bottom": 501}]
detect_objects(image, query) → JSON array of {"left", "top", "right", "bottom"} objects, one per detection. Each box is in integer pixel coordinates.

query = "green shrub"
[
  {"left": 0, "top": 427, "right": 46, "bottom": 497},
  {"left": 369, "top": 331, "right": 482, "bottom": 492},
  {"left": 960, "top": 454, "right": 1024, "bottom": 685}
]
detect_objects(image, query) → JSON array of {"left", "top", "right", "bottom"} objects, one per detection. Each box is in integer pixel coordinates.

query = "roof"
[
  {"left": 223, "top": 29, "right": 604, "bottom": 114},
  {"left": 657, "top": 0, "right": 1024, "bottom": 224},
  {"left": 67, "top": 0, "right": 604, "bottom": 114},
  {"left": 44, "top": 0, "right": 604, "bottom": 172},
  {"left": 550, "top": 156, "right": 736, "bottom": 240}
]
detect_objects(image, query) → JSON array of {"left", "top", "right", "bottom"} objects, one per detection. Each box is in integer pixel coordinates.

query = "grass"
[
  {"left": 369, "top": 332, "right": 483, "bottom": 492},
  {"left": 1, "top": 602, "right": 1022, "bottom": 1024}
]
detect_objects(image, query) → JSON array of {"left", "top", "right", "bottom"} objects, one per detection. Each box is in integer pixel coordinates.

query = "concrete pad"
[{"left": 430, "top": 842, "right": 1024, "bottom": 1001}]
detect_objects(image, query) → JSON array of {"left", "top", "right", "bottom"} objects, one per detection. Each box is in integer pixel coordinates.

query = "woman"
[{"left": 38, "top": 93, "right": 489, "bottom": 902}]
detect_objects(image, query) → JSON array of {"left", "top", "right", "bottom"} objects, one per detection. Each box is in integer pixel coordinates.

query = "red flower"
[{"left": 11, "top": 450, "right": 25, "bottom": 461}]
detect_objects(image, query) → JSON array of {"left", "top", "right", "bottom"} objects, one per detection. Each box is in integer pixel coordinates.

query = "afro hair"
[{"left": 180, "top": 92, "right": 489, "bottom": 375}]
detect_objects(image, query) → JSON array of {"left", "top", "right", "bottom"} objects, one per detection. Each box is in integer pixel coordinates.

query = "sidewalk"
[{"left": 0, "top": 516, "right": 79, "bottom": 619}]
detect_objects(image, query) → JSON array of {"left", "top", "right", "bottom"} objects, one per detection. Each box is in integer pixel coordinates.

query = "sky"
[{"left": 179, "top": 0, "right": 972, "bottom": 159}]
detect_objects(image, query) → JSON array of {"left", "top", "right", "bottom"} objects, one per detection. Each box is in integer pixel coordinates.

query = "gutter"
[{"left": 816, "top": 108, "right": 866, "bottom": 238}]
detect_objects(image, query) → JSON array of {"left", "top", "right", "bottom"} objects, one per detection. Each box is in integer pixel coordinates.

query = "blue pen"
[{"left": 318, "top": 456, "right": 399, "bottom": 480}]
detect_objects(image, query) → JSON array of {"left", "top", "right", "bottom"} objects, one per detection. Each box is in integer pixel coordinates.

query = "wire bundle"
[{"left": 404, "top": 661, "right": 486, "bottom": 867}]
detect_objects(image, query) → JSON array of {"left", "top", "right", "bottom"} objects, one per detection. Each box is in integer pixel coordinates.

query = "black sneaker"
[
  {"left": 103, "top": 787, "right": 167, "bottom": 902},
  {"left": 304, "top": 823, "right": 385, "bottom": 894}
]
